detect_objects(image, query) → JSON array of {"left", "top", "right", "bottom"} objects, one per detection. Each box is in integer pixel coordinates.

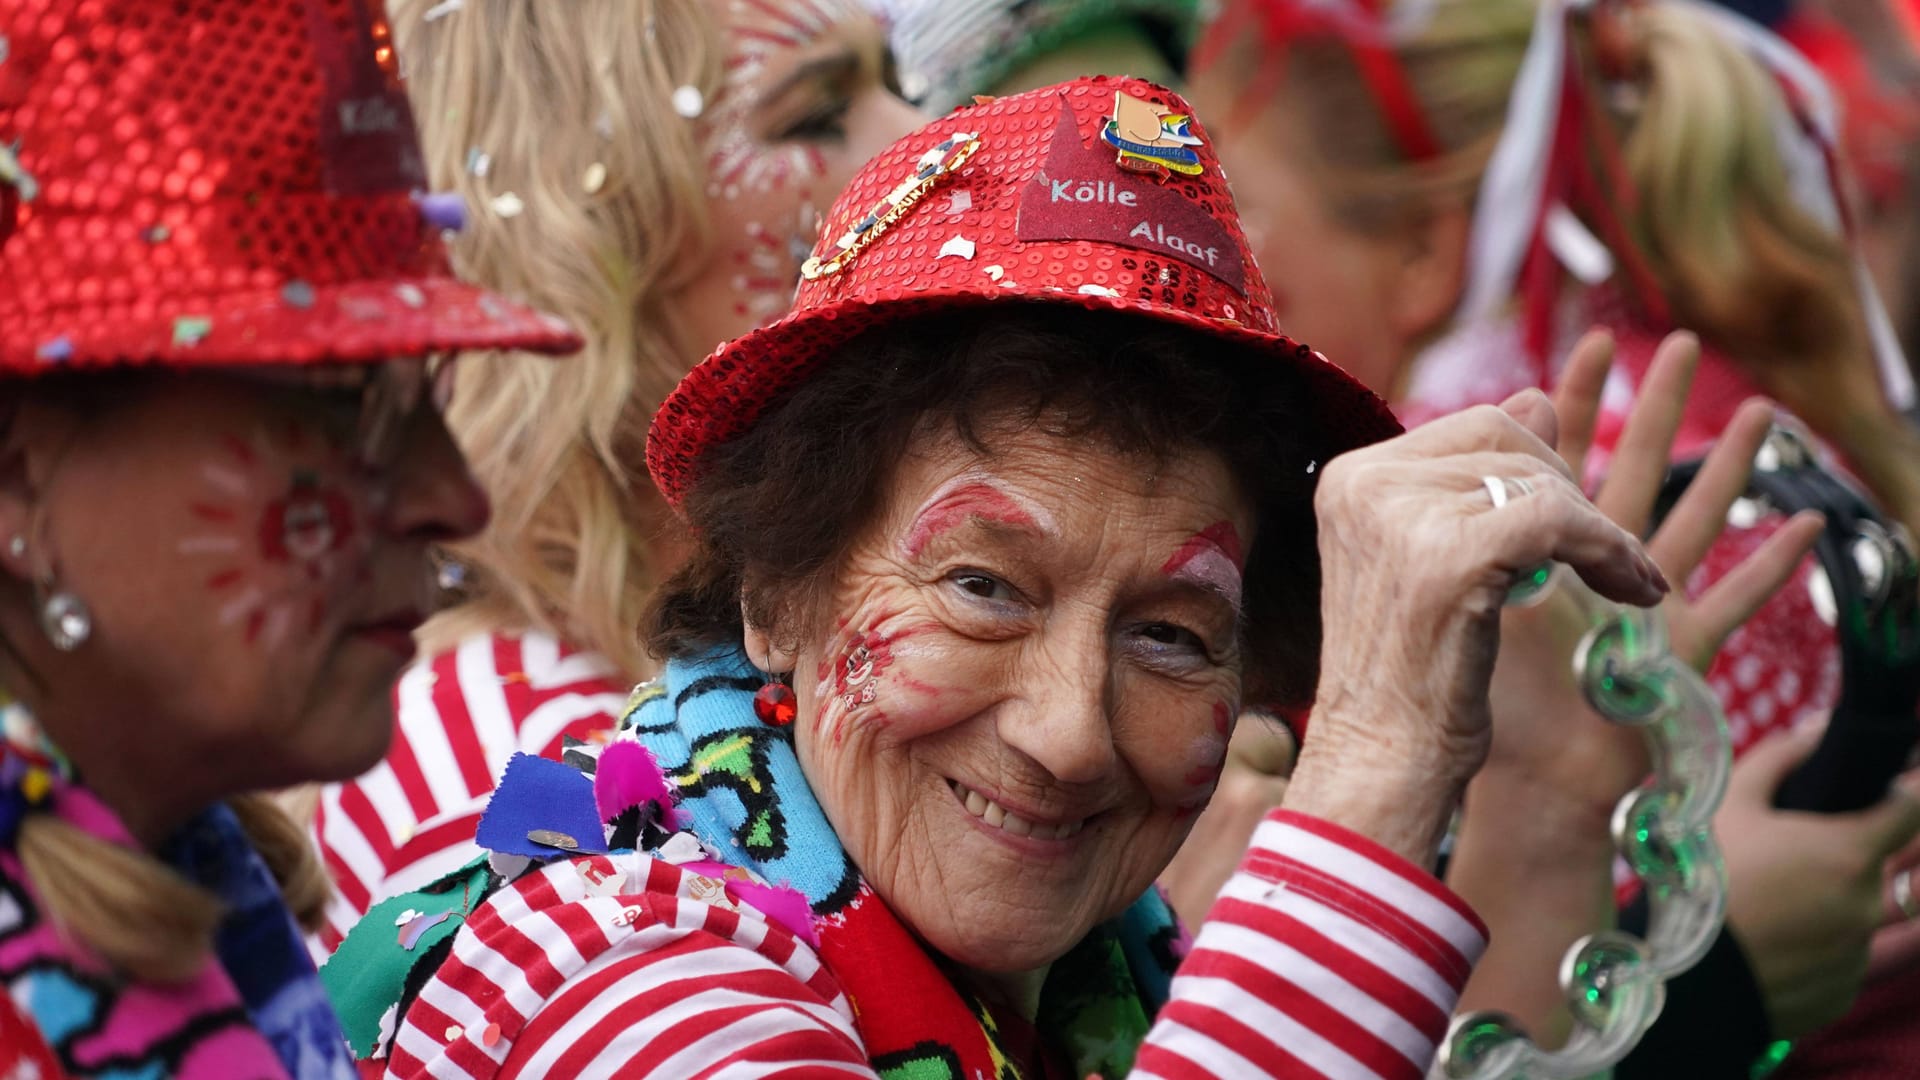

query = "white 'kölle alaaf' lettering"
[
  {"left": 1129, "top": 221, "right": 1219, "bottom": 266},
  {"left": 1049, "top": 177, "right": 1137, "bottom": 206}
]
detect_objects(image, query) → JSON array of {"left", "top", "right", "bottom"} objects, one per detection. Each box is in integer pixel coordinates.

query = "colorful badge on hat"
[
  {"left": 801, "top": 129, "right": 981, "bottom": 280},
  {"left": 1018, "top": 100, "right": 1246, "bottom": 295},
  {"left": 1100, "top": 90, "right": 1205, "bottom": 179}
]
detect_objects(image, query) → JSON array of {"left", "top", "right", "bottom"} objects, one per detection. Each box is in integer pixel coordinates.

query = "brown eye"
[
  {"left": 1146, "top": 623, "right": 1203, "bottom": 646},
  {"left": 777, "top": 97, "right": 851, "bottom": 141},
  {"left": 948, "top": 570, "right": 1014, "bottom": 603}
]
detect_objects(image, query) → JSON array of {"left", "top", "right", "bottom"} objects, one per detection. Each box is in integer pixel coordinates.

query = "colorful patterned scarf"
[
  {"left": 0, "top": 734, "right": 357, "bottom": 1080},
  {"left": 617, "top": 646, "right": 1188, "bottom": 1080}
]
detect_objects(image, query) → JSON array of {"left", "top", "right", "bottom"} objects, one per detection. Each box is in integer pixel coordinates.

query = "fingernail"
[
  {"left": 1648, "top": 561, "right": 1671, "bottom": 594},
  {"left": 1637, "top": 553, "right": 1670, "bottom": 594}
]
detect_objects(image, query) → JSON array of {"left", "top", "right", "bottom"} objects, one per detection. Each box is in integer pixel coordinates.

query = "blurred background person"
[
  {"left": 0, "top": 0, "right": 577, "bottom": 1074},
  {"left": 876, "top": 0, "right": 1199, "bottom": 110},
  {"left": 308, "top": 0, "right": 923, "bottom": 955}
]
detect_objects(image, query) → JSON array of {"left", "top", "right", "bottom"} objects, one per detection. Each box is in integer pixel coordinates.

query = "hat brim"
[
  {"left": 5, "top": 273, "right": 581, "bottom": 371},
  {"left": 648, "top": 284, "right": 1404, "bottom": 508}
]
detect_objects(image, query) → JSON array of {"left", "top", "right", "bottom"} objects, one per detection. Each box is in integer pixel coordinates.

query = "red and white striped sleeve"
[
  {"left": 1134, "top": 810, "right": 1487, "bottom": 1080},
  {"left": 386, "top": 854, "right": 870, "bottom": 1079},
  {"left": 310, "top": 631, "right": 633, "bottom": 957},
  {"left": 387, "top": 808, "right": 1484, "bottom": 1079}
]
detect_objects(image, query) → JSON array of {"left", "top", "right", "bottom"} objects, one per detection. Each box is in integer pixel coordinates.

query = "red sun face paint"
[
  {"left": 902, "top": 479, "right": 1051, "bottom": 558},
  {"left": 1161, "top": 520, "right": 1245, "bottom": 612},
  {"left": 259, "top": 472, "right": 357, "bottom": 569},
  {"left": 178, "top": 423, "right": 372, "bottom": 647}
]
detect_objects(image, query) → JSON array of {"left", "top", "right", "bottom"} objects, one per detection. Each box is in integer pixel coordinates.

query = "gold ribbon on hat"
[{"left": 800, "top": 131, "right": 982, "bottom": 281}]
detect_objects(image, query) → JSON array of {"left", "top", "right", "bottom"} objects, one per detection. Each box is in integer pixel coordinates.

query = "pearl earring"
[
  {"left": 35, "top": 581, "right": 90, "bottom": 651},
  {"left": 16, "top": 539, "right": 89, "bottom": 650}
]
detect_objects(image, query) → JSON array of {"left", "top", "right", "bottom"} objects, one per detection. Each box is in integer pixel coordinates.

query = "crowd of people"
[{"left": 2, "top": 0, "right": 1919, "bottom": 1077}]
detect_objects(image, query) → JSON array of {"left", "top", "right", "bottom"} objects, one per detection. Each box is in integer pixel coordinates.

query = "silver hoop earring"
[{"left": 35, "top": 578, "right": 90, "bottom": 651}]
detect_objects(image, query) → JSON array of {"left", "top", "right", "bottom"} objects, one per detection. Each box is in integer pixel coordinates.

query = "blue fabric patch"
[
  {"left": 477, "top": 752, "right": 609, "bottom": 858},
  {"left": 25, "top": 969, "right": 97, "bottom": 1044}
]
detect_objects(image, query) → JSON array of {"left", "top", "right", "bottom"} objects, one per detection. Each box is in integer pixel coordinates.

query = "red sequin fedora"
[
  {"left": 0, "top": 0, "right": 581, "bottom": 372},
  {"left": 648, "top": 75, "right": 1400, "bottom": 507}
]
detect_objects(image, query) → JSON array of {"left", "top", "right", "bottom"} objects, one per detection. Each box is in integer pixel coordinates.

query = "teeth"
[{"left": 953, "top": 782, "right": 1085, "bottom": 841}]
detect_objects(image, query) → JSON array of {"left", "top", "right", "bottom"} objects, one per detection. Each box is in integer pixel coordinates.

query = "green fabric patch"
[{"left": 320, "top": 857, "right": 493, "bottom": 1058}]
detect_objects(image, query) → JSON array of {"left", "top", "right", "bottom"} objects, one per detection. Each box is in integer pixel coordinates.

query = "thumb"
[
  {"left": 1854, "top": 774, "right": 1920, "bottom": 860},
  {"left": 1726, "top": 721, "right": 1825, "bottom": 804}
]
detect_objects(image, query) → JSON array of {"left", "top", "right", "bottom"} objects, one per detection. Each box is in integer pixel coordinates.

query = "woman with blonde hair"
[
  {"left": 1187, "top": 0, "right": 1920, "bottom": 1067},
  {"left": 0, "top": 0, "right": 578, "bottom": 1073},
  {"left": 309, "top": 0, "right": 922, "bottom": 953}
]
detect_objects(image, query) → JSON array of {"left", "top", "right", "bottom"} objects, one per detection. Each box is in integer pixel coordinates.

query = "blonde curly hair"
[{"left": 393, "top": 0, "right": 724, "bottom": 676}]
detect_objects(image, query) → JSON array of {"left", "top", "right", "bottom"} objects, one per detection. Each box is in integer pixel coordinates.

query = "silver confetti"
[
  {"left": 490, "top": 191, "right": 525, "bottom": 218},
  {"left": 281, "top": 280, "right": 317, "bottom": 309},
  {"left": 465, "top": 147, "right": 491, "bottom": 177},
  {"left": 937, "top": 235, "right": 975, "bottom": 260}
]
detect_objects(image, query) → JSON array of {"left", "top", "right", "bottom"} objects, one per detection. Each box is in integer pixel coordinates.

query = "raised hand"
[
  {"left": 1719, "top": 724, "right": 1920, "bottom": 1037},
  {"left": 1287, "top": 357, "right": 1666, "bottom": 870},
  {"left": 1446, "top": 329, "right": 1821, "bottom": 1038}
]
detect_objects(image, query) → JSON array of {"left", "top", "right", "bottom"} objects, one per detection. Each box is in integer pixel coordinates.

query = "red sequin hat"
[
  {"left": 648, "top": 75, "right": 1400, "bottom": 507},
  {"left": 0, "top": 0, "right": 582, "bottom": 372}
]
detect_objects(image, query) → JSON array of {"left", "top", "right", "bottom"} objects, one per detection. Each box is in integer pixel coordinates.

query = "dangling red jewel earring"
[{"left": 753, "top": 676, "right": 797, "bottom": 727}]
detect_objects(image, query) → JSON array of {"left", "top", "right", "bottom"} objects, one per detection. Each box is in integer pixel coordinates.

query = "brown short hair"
[{"left": 645, "top": 305, "right": 1336, "bottom": 707}]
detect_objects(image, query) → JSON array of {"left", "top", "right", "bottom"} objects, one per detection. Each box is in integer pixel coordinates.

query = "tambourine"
[{"left": 1656, "top": 424, "right": 1920, "bottom": 813}]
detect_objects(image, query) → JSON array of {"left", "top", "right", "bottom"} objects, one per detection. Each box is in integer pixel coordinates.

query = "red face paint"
[
  {"left": 813, "top": 617, "right": 944, "bottom": 745},
  {"left": 902, "top": 480, "right": 1046, "bottom": 558},
  {"left": 1181, "top": 701, "right": 1233, "bottom": 790},
  {"left": 1161, "top": 520, "right": 1245, "bottom": 611},
  {"left": 178, "top": 425, "right": 371, "bottom": 649}
]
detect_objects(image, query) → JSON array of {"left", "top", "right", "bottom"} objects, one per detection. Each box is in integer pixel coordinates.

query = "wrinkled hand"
[
  {"left": 1720, "top": 724, "right": 1920, "bottom": 1038},
  {"left": 1287, "top": 378, "right": 1667, "bottom": 868}
]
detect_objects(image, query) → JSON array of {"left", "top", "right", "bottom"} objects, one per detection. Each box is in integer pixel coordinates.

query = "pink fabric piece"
[
  {"left": 592, "top": 739, "right": 682, "bottom": 830},
  {"left": 726, "top": 880, "right": 821, "bottom": 947}
]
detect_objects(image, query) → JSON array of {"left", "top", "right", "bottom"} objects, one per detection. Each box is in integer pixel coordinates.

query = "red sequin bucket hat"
[
  {"left": 0, "top": 0, "right": 582, "bottom": 372},
  {"left": 648, "top": 75, "right": 1400, "bottom": 506}
]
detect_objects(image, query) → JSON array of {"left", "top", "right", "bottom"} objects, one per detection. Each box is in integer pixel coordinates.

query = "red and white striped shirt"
[
  {"left": 387, "top": 809, "right": 1487, "bottom": 1080},
  {"left": 310, "top": 631, "right": 634, "bottom": 957}
]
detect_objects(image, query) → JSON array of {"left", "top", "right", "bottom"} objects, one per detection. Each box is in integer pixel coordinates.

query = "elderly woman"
[
  {"left": 325, "top": 77, "right": 1697, "bottom": 1078},
  {"left": 307, "top": 0, "right": 923, "bottom": 953},
  {"left": 0, "top": 0, "right": 577, "bottom": 1075}
]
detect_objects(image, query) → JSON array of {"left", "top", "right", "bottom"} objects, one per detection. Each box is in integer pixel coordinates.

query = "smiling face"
[
  {"left": 6, "top": 370, "right": 488, "bottom": 807},
  {"left": 670, "top": 0, "right": 925, "bottom": 355},
  {"left": 769, "top": 422, "right": 1253, "bottom": 974}
]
